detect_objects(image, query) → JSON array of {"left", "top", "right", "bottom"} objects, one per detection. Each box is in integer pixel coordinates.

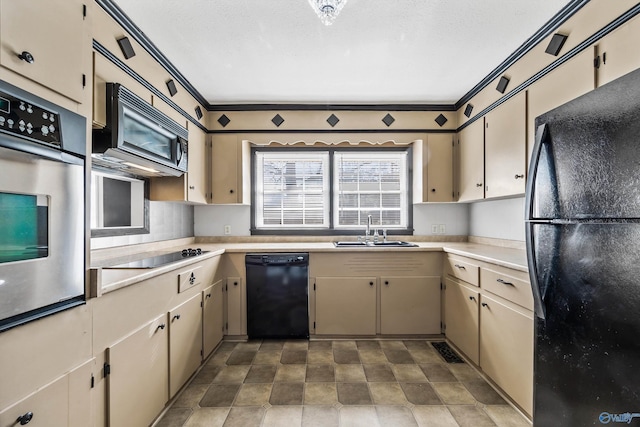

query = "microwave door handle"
[{"left": 176, "top": 137, "right": 186, "bottom": 163}]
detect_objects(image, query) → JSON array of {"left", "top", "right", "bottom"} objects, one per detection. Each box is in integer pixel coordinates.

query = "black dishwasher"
[{"left": 245, "top": 253, "right": 309, "bottom": 339}]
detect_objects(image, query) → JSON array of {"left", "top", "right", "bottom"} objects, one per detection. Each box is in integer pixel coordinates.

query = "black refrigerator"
[{"left": 525, "top": 67, "right": 640, "bottom": 426}]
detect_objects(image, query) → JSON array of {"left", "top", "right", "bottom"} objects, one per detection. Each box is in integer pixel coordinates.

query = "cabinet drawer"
[
  {"left": 481, "top": 268, "right": 533, "bottom": 310},
  {"left": 445, "top": 256, "right": 479, "bottom": 286},
  {"left": 178, "top": 265, "right": 203, "bottom": 293}
]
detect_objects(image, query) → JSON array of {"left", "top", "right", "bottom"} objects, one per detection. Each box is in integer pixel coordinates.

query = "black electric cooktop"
[{"left": 105, "top": 248, "right": 208, "bottom": 269}]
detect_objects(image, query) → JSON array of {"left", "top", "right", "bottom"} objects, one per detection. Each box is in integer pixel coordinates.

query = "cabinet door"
[
  {"left": 444, "top": 278, "right": 479, "bottom": 364},
  {"left": 457, "top": 118, "right": 485, "bottom": 202},
  {"left": 380, "top": 276, "right": 441, "bottom": 335},
  {"left": 0, "top": 0, "right": 87, "bottom": 102},
  {"left": 226, "top": 277, "right": 243, "bottom": 335},
  {"left": 485, "top": 91, "right": 526, "bottom": 198},
  {"left": 597, "top": 17, "right": 640, "bottom": 87},
  {"left": 0, "top": 374, "right": 68, "bottom": 427},
  {"left": 425, "top": 134, "right": 454, "bottom": 202},
  {"left": 68, "top": 359, "right": 95, "bottom": 427},
  {"left": 480, "top": 293, "right": 534, "bottom": 416},
  {"left": 315, "top": 277, "right": 377, "bottom": 335},
  {"left": 211, "top": 135, "right": 239, "bottom": 204},
  {"left": 169, "top": 293, "right": 203, "bottom": 398},
  {"left": 187, "top": 127, "right": 208, "bottom": 203},
  {"left": 203, "top": 281, "right": 224, "bottom": 358},
  {"left": 107, "top": 314, "right": 168, "bottom": 427}
]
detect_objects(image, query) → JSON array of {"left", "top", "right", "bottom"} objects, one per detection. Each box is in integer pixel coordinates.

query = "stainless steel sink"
[{"left": 333, "top": 241, "right": 417, "bottom": 247}]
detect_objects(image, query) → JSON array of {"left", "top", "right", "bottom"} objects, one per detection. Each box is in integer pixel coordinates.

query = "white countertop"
[{"left": 91, "top": 241, "right": 528, "bottom": 295}]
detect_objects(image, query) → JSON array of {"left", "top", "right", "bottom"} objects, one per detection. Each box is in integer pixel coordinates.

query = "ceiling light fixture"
[{"left": 308, "top": 0, "right": 347, "bottom": 25}]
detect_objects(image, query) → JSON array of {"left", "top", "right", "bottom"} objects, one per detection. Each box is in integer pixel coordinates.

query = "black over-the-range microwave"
[{"left": 92, "top": 83, "right": 188, "bottom": 177}]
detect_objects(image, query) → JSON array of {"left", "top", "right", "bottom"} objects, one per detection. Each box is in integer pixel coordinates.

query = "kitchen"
[{"left": 0, "top": 1, "right": 639, "bottom": 426}]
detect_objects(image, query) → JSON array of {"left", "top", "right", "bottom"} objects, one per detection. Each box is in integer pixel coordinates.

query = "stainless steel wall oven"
[{"left": 0, "top": 80, "right": 86, "bottom": 332}]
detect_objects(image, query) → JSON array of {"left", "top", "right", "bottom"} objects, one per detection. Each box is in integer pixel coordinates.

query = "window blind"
[{"left": 255, "top": 151, "right": 330, "bottom": 228}]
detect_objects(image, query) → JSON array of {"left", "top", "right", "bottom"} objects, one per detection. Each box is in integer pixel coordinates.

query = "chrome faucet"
[{"left": 365, "top": 215, "right": 372, "bottom": 242}]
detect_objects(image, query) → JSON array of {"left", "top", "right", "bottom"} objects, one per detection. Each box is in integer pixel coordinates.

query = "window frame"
[{"left": 251, "top": 146, "right": 413, "bottom": 235}]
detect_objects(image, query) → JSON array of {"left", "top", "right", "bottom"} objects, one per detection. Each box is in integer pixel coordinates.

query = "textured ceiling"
[{"left": 111, "top": 0, "right": 571, "bottom": 105}]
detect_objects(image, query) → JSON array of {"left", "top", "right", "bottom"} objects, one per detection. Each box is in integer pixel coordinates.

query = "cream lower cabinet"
[
  {"left": 380, "top": 276, "right": 441, "bottom": 335},
  {"left": 444, "top": 277, "right": 479, "bottom": 364},
  {"left": 315, "top": 277, "right": 377, "bottom": 335},
  {"left": 203, "top": 280, "right": 224, "bottom": 358},
  {"left": 106, "top": 314, "right": 169, "bottom": 427},
  {"left": 225, "top": 277, "right": 244, "bottom": 336},
  {"left": 480, "top": 293, "right": 534, "bottom": 416},
  {"left": 0, "top": 358, "right": 94, "bottom": 427},
  {"left": 168, "top": 293, "right": 203, "bottom": 399}
]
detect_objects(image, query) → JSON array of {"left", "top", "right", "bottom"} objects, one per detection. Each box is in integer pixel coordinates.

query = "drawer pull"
[
  {"left": 454, "top": 264, "right": 466, "bottom": 270},
  {"left": 514, "top": 174, "right": 524, "bottom": 179},
  {"left": 369, "top": 281, "right": 374, "bottom": 286},
  {"left": 481, "top": 302, "right": 489, "bottom": 308},
  {"left": 17, "top": 411, "right": 34, "bottom": 425},
  {"left": 469, "top": 296, "right": 476, "bottom": 301},
  {"left": 156, "top": 323, "right": 166, "bottom": 332},
  {"left": 497, "top": 278, "right": 514, "bottom": 286},
  {"left": 18, "top": 51, "right": 35, "bottom": 64},
  {"left": 234, "top": 281, "right": 238, "bottom": 286},
  {"left": 385, "top": 281, "right": 389, "bottom": 286}
]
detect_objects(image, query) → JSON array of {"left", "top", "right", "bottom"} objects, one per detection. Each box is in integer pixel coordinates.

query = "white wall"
[
  {"left": 469, "top": 197, "right": 525, "bottom": 241},
  {"left": 194, "top": 203, "right": 469, "bottom": 237}
]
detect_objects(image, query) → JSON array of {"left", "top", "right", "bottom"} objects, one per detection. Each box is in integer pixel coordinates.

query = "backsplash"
[
  {"left": 469, "top": 197, "right": 525, "bottom": 242},
  {"left": 91, "top": 201, "right": 194, "bottom": 250}
]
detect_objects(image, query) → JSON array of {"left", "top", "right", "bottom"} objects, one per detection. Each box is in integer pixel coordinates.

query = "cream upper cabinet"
[
  {"left": 168, "top": 293, "right": 203, "bottom": 399},
  {"left": 444, "top": 277, "right": 479, "bottom": 365},
  {"left": 424, "top": 134, "right": 454, "bottom": 202},
  {"left": 480, "top": 293, "right": 534, "bottom": 416},
  {"left": 149, "top": 126, "right": 208, "bottom": 204},
  {"left": 0, "top": 0, "right": 88, "bottom": 103},
  {"left": 211, "top": 135, "right": 250, "bottom": 204},
  {"left": 106, "top": 314, "right": 169, "bottom": 427},
  {"left": 457, "top": 118, "right": 485, "bottom": 202},
  {"left": 484, "top": 91, "right": 526, "bottom": 198},
  {"left": 380, "top": 276, "right": 441, "bottom": 335},
  {"left": 315, "top": 277, "right": 377, "bottom": 335},
  {"left": 203, "top": 281, "right": 224, "bottom": 358},
  {"left": 527, "top": 48, "right": 595, "bottom": 165},
  {"left": 596, "top": 17, "right": 640, "bottom": 87}
]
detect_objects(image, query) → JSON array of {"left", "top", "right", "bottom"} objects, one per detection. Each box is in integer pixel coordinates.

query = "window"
[
  {"left": 334, "top": 152, "right": 408, "bottom": 229},
  {"left": 253, "top": 148, "right": 411, "bottom": 234},
  {"left": 254, "top": 151, "right": 330, "bottom": 229}
]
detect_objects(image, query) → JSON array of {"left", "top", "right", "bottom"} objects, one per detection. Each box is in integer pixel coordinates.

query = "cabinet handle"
[
  {"left": 514, "top": 174, "right": 524, "bottom": 179},
  {"left": 189, "top": 185, "right": 195, "bottom": 190},
  {"left": 17, "top": 411, "right": 34, "bottom": 425},
  {"left": 234, "top": 281, "right": 238, "bottom": 286},
  {"left": 369, "top": 281, "right": 374, "bottom": 286},
  {"left": 206, "top": 293, "right": 212, "bottom": 298},
  {"left": 384, "top": 281, "right": 389, "bottom": 285},
  {"left": 454, "top": 264, "right": 466, "bottom": 270},
  {"left": 469, "top": 296, "right": 476, "bottom": 301},
  {"left": 481, "top": 302, "right": 489, "bottom": 308},
  {"left": 172, "top": 314, "right": 181, "bottom": 321},
  {"left": 18, "top": 51, "right": 34, "bottom": 64},
  {"left": 476, "top": 183, "right": 483, "bottom": 187},
  {"left": 497, "top": 278, "right": 514, "bottom": 286},
  {"left": 156, "top": 323, "right": 166, "bottom": 332},
  {"left": 229, "top": 189, "right": 234, "bottom": 194},
  {"left": 431, "top": 188, "right": 436, "bottom": 192}
]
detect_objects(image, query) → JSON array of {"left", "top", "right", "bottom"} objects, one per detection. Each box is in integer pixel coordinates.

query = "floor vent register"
[{"left": 431, "top": 342, "right": 465, "bottom": 363}]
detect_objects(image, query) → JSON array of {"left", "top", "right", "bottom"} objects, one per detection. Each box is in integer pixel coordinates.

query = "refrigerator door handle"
[
  {"left": 526, "top": 222, "right": 546, "bottom": 320},
  {"left": 525, "top": 123, "right": 548, "bottom": 222}
]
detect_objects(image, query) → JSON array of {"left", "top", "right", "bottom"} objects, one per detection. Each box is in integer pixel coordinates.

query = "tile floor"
[{"left": 155, "top": 340, "right": 531, "bottom": 427}]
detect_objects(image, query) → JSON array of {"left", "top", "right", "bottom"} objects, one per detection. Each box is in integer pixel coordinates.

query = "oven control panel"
[{"left": 0, "top": 91, "right": 62, "bottom": 147}]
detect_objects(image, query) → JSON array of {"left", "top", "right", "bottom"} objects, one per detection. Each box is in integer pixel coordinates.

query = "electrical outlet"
[
  {"left": 431, "top": 225, "right": 438, "bottom": 234},
  {"left": 438, "top": 224, "right": 446, "bottom": 234},
  {"left": 224, "top": 225, "right": 231, "bottom": 235}
]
